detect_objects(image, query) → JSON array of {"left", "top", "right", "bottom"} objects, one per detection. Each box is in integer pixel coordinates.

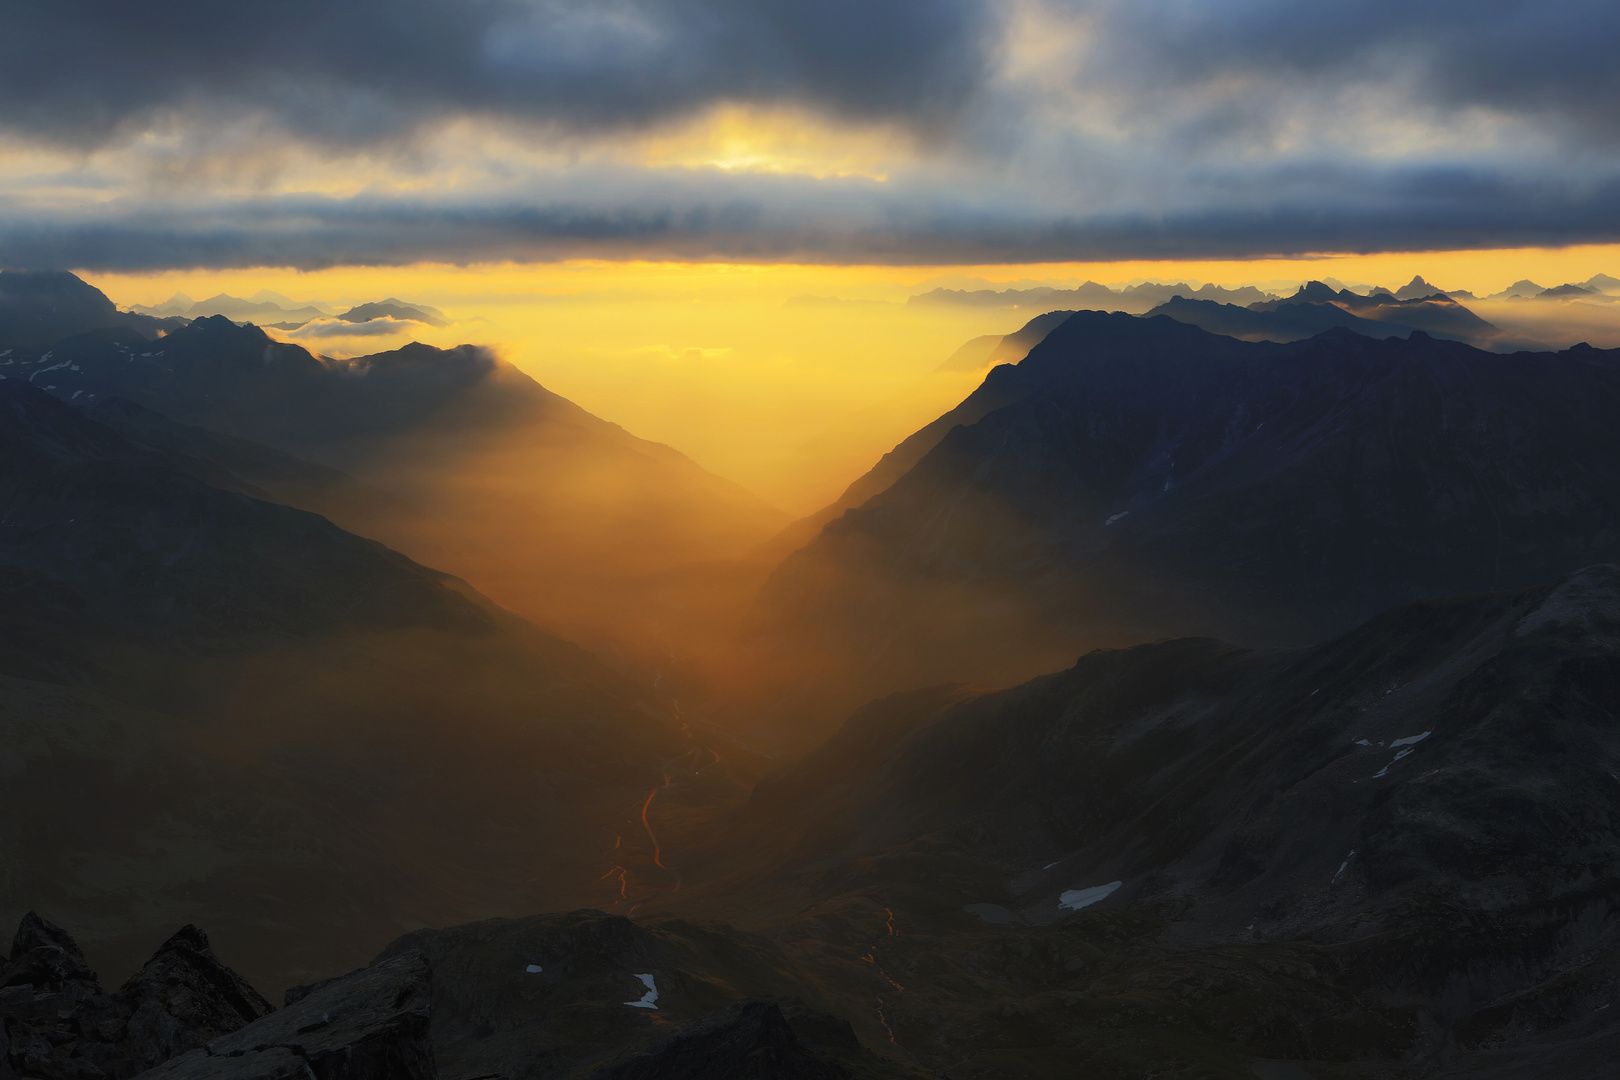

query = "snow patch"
[
  {"left": 1059, "top": 881, "right": 1122, "bottom": 911},
  {"left": 1105, "top": 512, "right": 1129, "bottom": 526},
  {"left": 1332, "top": 850, "right": 1356, "bottom": 882},
  {"left": 624, "top": 973, "right": 659, "bottom": 1009},
  {"left": 525, "top": 964, "right": 543, "bottom": 974},
  {"left": 1043, "top": 861, "right": 1059, "bottom": 871},
  {"left": 1389, "top": 732, "right": 1431, "bottom": 748}
]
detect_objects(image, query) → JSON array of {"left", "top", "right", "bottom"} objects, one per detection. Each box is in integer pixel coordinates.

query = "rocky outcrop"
[
  {"left": 584, "top": 1001, "right": 841, "bottom": 1080},
  {"left": 0, "top": 915, "right": 272, "bottom": 1080},
  {"left": 134, "top": 954, "right": 433, "bottom": 1080}
]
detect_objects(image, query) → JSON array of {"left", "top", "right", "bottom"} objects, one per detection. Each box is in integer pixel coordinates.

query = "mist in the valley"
[{"left": 88, "top": 261, "right": 1620, "bottom": 724}]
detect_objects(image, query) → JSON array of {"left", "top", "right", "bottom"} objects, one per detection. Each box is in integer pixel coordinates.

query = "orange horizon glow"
[{"left": 79, "top": 244, "right": 1620, "bottom": 514}]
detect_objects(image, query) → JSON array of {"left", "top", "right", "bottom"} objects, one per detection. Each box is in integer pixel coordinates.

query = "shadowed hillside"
[
  {"left": 745, "top": 314, "right": 1620, "bottom": 740},
  {"left": 1, "top": 300, "right": 788, "bottom": 693},
  {"left": 0, "top": 379, "right": 702, "bottom": 992}
]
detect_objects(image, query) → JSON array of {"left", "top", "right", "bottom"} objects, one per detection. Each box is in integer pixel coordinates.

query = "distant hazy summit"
[
  {"left": 910, "top": 279, "right": 1275, "bottom": 312},
  {"left": 911, "top": 271, "right": 1620, "bottom": 313},
  {"left": 126, "top": 287, "right": 448, "bottom": 331}
]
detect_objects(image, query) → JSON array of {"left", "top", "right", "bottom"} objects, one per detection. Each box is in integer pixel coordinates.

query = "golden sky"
[{"left": 83, "top": 244, "right": 1620, "bottom": 514}]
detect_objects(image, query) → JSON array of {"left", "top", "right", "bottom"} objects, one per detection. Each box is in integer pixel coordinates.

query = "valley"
[{"left": 1, "top": 268, "right": 1618, "bottom": 1079}]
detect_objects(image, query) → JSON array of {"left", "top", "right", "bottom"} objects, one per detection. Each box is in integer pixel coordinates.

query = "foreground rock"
[
  {"left": 584, "top": 1001, "right": 842, "bottom": 1080},
  {"left": 133, "top": 952, "right": 434, "bottom": 1080},
  {"left": 371, "top": 911, "right": 920, "bottom": 1080},
  {"left": 134, "top": 954, "right": 433, "bottom": 1080},
  {"left": 0, "top": 915, "right": 271, "bottom": 1079}
]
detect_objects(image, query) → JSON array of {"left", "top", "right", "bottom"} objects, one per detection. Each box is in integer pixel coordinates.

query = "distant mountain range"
[
  {"left": 1145, "top": 279, "right": 1544, "bottom": 350},
  {"left": 910, "top": 272, "right": 1620, "bottom": 312},
  {"left": 126, "top": 287, "right": 447, "bottom": 330},
  {"left": 1447, "top": 272, "right": 1620, "bottom": 301},
  {"left": 911, "top": 279, "right": 1275, "bottom": 313},
  {"left": 749, "top": 312, "right": 1620, "bottom": 733}
]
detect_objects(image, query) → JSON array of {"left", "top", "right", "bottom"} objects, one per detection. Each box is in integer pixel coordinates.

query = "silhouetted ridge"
[{"left": 749, "top": 312, "right": 1620, "bottom": 729}]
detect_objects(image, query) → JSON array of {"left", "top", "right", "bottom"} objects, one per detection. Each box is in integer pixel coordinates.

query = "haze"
[
  {"left": 7, "top": 3, "right": 1620, "bottom": 1079},
  {"left": 83, "top": 246, "right": 1620, "bottom": 513}
]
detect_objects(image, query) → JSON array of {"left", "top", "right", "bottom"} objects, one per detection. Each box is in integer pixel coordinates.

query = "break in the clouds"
[{"left": 3, "top": 0, "right": 1620, "bottom": 268}]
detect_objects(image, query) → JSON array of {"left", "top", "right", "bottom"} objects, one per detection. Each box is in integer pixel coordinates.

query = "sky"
[
  {"left": 8, "top": 0, "right": 1620, "bottom": 269},
  {"left": 15, "top": 2, "right": 1620, "bottom": 510}
]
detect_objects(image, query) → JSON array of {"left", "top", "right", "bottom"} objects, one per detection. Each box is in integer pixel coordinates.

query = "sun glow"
[
  {"left": 81, "top": 243, "right": 1620, "bottom": 514},
  {"left": 631, "top": 104, "right": 905, "bottom": 180}
]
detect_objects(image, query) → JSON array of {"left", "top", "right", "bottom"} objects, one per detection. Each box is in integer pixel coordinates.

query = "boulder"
[
  {"left": 0, "top": 915, "right": 274, "bottom": 1080},
  {"left": 133, "top": 953, "right": 433, "bottom": 1080}
]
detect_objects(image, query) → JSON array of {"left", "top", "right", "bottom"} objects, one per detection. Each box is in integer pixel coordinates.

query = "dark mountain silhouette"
[
  {"left": 1146, "top": 281, "right": 1538, "bottom": 349},
  {"left": 936, "top": 309, "right": 1072, "bottom": 372},
  {"left": 1145, "top": 293, "right": 1400, "bottom": 342},
  {"left": 337, "top": 299, "right": 448, "bottom": 326},
  {"left": 910, "top": 280, "right": 1273, "bottom": 313},
  {"left": 749, "top": 313, "right": 1620, "bottom": 728},
  {"left": 1490, "top": 279, "right": 1546, "bottom": 299},
  {"left": 0, "top": 271, "right": 182, "bottom": 346},
  {"left": 1540, "top": 282, "right": 1602, "bottom": 298},
  {"left": 765, "top": 312, "right": 1078, "bottom": 563},
  {"left": 1262, "top": 280, "right": 1514, "bottom": 343},
  {"left": 182, "top": 293, "right": 327, "bottom": 323},
  {"left": 0, "top": 378, "right": 693, "bottom": 992},
  {"left": 3, "top": 312, "right": 787, "bottom": 677},
  {"left": 1392, "top": 273, "right": 1444, "bottom": 299}
]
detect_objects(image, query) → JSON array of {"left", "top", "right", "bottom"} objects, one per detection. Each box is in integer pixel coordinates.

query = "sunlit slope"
[
  {"left": 760, "top": 311, "right": 1075, "bottom": 564},
  {"left": 749, "top": 314, "right": 1620, "bottom": 733},
  {"left": 0, "top": 379, "right": 689, "bottom": 992},
  {"left": 7, "top": 314, "right": 789, "bottom": 666},
  {"left": 642, "top": 568, "right": 1620, "bottom": 1079}
]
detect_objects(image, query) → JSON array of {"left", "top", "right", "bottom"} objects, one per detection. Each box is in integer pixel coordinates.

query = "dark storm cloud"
[
  {"left": 1085, "top": 0, "right": 1620, "bottom": 139},
  {"left": 5, "top": 0, "right": 1620, "bottom": 267},
  {"left": 0, "top": 0, "right": 990, "bottom": 144},
  {"left": 8, "top": 164, "right": 1620, "bottom": 270}
]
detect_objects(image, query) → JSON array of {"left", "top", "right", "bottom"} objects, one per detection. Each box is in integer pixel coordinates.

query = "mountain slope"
[
  {"left": 1146, "top": 293, "right": 1409, "bottom": 342},
  {"left": 1149, "top": 280, "right": 1534, "bottom": 350},
  {"left": 0, "top": 271, "right": 183, "bottom": 346},
  {"left": 650, "top": 567, "right": 1620, "bottom": 1078},
  {"left": 0, "top": 378, "right": 692, "bottom": 992},
  {"left": 750, "top": 313, "right": 1620, "bottom": 725},
  {"left": 3, "top": 312, "right": 788, "bottom": 675},
  {"left": 765, "top": 314, "right": 1074, "bottom": 563},
  {"left": 186, "top": 568, "right": 1620, "bottom": 1080}
]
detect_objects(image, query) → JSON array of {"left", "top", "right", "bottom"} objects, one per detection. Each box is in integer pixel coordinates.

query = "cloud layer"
[{"left": 3, "top": 0, "right": 1619, "bottom": 268}]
